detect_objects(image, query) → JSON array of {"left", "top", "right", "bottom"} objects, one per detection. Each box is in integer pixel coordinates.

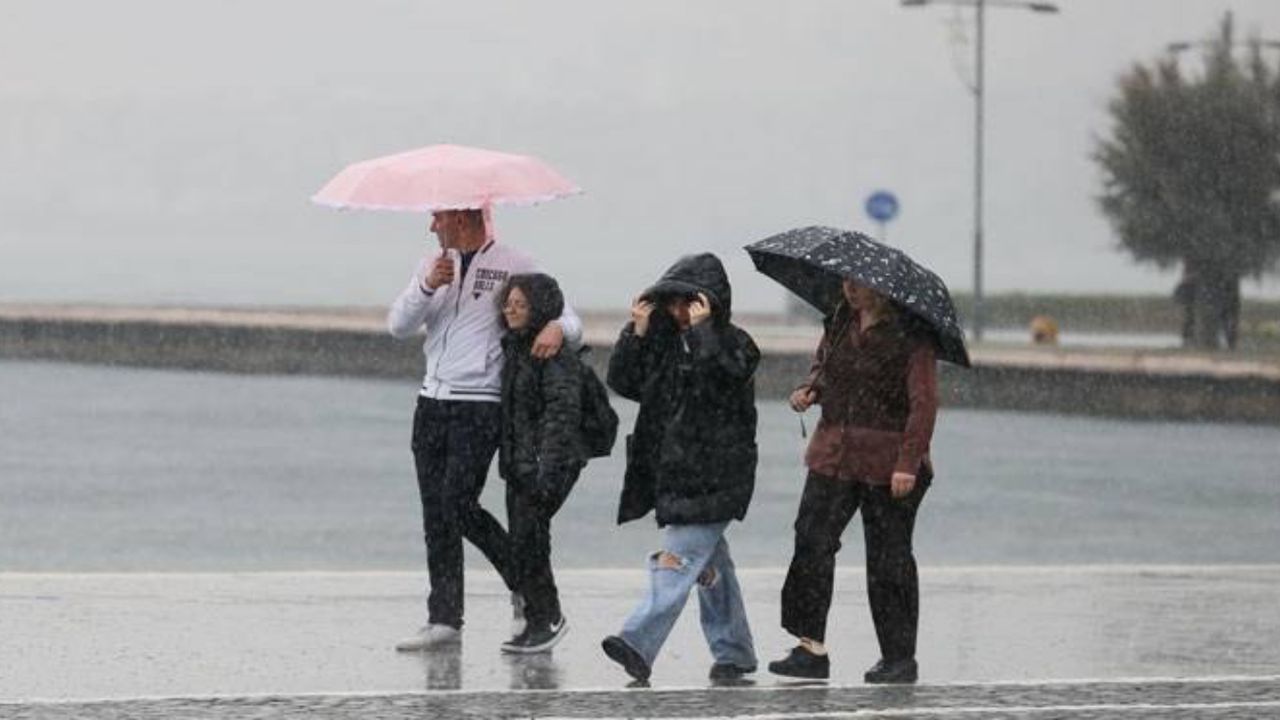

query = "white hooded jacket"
[{"left": 387, "top": 241, "right": 583, "bottom": 402}]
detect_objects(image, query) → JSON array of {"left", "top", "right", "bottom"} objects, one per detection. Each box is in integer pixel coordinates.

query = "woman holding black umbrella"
[
  {"left": 767, "top": 278, "right": 937, "bottom": 684},
  {"left": 745, "top": 227, "right": 963, "bottom": 685}
]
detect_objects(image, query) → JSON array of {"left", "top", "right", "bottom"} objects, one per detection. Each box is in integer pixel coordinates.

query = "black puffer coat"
[
  {"left": 607, "top": 253, "right": 760, "bottom": 527},
  {"left": 498, "top": 274, "right": 586, "bottom": 502}
]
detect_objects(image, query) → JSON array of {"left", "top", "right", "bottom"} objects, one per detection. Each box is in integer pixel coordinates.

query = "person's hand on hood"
[
  {"left": 631, "top": 297, "right": 655, "bottom": 336},
  {"left": 689, "top": 293, "right": 712, "bottom": 326}
]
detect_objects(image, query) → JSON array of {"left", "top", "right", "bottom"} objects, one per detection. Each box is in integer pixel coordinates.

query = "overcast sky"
[{"left": 3, "top": 0, "right": 1279, "bottom": 312}]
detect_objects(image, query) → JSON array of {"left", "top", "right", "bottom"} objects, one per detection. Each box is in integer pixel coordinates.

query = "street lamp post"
[
  {"left": 902, "top": 0, "right": 1059, "bottom": 343},
  {"left": 1166, "top": 11, "right": 1280, "bottom": 59}
]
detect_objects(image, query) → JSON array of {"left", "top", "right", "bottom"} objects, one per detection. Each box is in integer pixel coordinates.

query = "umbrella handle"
[
  {"left": 808, "top": 305, "right": 854, "bottom": 390},
  {"left": 482, "top": 203, "right": 496, "bottom": 242},
  {"left": 796, "top": 308, "right": 848, "bottom": 442}
]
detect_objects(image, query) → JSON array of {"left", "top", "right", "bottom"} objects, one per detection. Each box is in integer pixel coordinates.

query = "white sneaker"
[
  {"left": 510, "top": 592, "right": 527, "bottom": 638},
  {"left": 395, "top": 624, "right": 461, "bottom": 652}
]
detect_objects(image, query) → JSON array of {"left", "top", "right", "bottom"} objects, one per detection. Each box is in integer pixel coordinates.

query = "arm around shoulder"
[
  {"left": 518, "top": 249, "right": 583, "bottom": 348},
  {"left": 554, "top": 301, "right": 584, "bottom": 349}
]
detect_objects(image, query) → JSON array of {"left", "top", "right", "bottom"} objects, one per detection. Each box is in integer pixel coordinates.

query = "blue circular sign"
[{"left": 865, "top": 190, "right": 900, "bottom": 223}]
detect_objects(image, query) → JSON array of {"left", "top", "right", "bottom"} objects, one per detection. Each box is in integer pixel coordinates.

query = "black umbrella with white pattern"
[{"left": 745, "top": 226, "right": 970, "bottom": 367}]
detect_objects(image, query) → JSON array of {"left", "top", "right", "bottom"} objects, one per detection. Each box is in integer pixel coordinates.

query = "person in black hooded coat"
[
  {"left": 599, "top": 253, "right": 761, "bottom": 684},
  {"left": 495, "top": 273, "right": 586, "bottom": 654}
]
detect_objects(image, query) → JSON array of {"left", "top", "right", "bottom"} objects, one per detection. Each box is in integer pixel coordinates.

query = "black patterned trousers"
[
  {"left": 780, "top": 471, "right": 929, "bottom": 661},
  {"left": 412, "top": 397, "right": 514, "bottom": 629}
]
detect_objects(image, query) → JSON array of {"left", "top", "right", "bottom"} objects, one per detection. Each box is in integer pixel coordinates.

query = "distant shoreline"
[
  {"left": 2, "top": 302, "right": 1277, "bottom": 425},
  {"left": 4, "top": 289, "right": 1278, "bottom": 332}
]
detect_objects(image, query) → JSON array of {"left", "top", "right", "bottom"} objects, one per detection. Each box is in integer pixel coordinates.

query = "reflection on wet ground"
[
  {"left": 2, "top": 567, "right": 1278, "bottom": 718},
  {"left": 502, "top": 652, "right": 564, "bottom": 691},
  {"left": 7, "top": 678, "right": 1280, "bottom": 719},
  {"left": 418, "top": 648, "right": 461, "bottom": 691}
]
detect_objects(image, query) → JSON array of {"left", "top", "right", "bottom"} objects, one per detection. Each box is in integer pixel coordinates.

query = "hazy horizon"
[{"left": 3, "top": 0, "right": 1280, "bottom": 312}]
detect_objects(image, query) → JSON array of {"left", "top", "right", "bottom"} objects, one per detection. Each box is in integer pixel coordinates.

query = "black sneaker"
[
  {"left": 601, "top": 635, "right": 651, "bottom": 682},
  {"left": 501, "top": 617, "right": 568, "bottom": 654},
  {"left": 709, "top": 662, "right": 757, "bottom": 680},
  {"left": 864, "top": 657, "right": 918, "bottom": 684},
  {"left": 500, "top": 625, "right": 529, "bottom": 653},
  {"left": 767, "top": 646, "right": 830, "bottom": 680}
]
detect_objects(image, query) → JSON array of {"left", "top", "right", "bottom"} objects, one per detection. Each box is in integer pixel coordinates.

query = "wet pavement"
[
  {"left": 2, "top": 566, "right": 1278, "bottom": 717},
  {"left": 6, "top": 679, "right": 1280, "bottom": 719}
]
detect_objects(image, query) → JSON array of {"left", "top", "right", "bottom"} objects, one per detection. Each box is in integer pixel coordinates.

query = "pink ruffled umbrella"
[{"left": 311, "top": 144, "right": 581, "bottom": 238}]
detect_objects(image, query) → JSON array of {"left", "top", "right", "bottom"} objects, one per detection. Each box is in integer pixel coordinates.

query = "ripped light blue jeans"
[{"left": 617, "top": 522, "right": 757, "bottom": 670}]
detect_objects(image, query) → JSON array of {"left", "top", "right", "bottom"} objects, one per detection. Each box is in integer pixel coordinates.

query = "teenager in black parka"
[
  {"left": 496, "top": 273, "right": 586, "bottom": 654},
  {"left": 599, "top": 253, "right": 762, "bottom": 683}
]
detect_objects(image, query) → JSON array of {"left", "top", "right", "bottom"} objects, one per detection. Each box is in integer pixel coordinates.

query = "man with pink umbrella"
[{"left": 314, "top": 145, "right": 584, "bottom": 652}]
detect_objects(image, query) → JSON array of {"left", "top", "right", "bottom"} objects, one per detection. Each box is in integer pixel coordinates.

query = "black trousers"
[
  {"left": 780, "top": 471, "right": 929, "bottom": 661},
  {"left": 505, "top": 467, "right": 579, "bottom": 629},
  {"left": 411, "top": 397, "right": 513, "bottom": 629}
]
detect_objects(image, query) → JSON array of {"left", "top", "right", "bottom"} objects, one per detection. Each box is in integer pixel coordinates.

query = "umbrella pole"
[{"left": 794, "top": 303, "right": 854, "bottom": 441}]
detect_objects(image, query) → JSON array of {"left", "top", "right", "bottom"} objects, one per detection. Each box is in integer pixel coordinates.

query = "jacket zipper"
[{"left": 429, "top": 262, "right": 468, "bottom": 398}]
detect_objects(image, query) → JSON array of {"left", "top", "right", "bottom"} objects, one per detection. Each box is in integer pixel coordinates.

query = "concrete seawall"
[{"left": 2, "top": 305, "right": 1278, "bottom": 424}]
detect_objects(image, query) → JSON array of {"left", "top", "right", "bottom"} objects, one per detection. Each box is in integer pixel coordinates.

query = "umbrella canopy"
[
  {"left": 746, "top": 226, "right": 970, "bottom": 367},
  {"left": 311, "top": 144, "right": 581, "bottom": 213}
]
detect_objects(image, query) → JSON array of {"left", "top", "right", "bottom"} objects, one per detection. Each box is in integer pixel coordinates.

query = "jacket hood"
[
  {"left": 500, "top": 273, "right": 564, "bottom": 337},
  {"left": 641, "top": 253, "right": 733, "bottom": 323}
]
